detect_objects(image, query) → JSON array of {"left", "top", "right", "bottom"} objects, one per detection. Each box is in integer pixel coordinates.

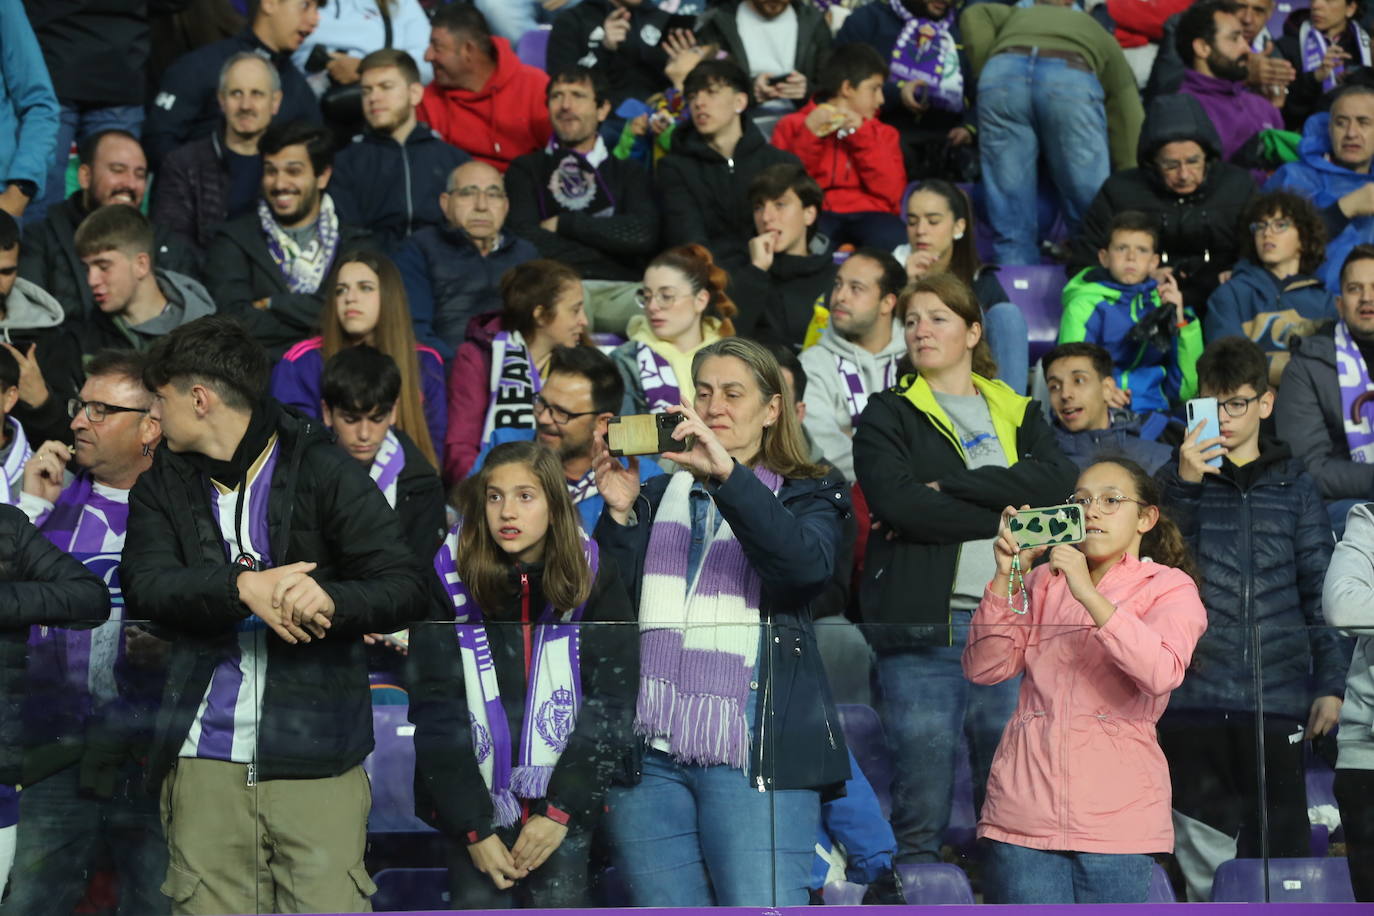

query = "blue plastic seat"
[
  {"left": 371, "top": 867, "right": 448, "bottom": 911},
  {"left": 1211, "top": 857, "right": 1356, "bottom": 903},
  {"left": 835, "top": 704, "right": 893, "bottom": 819},
  {"left": 515, "top": 26, "right": 551, "bottom": 72},
  {"left": 364, "top": 705, "right": 437, "bottom": 835},
  {"left": 895, "top": 862, "right": 976, "bottom": 904}
]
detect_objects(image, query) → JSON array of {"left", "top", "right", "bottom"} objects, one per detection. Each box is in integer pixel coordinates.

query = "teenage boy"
[
  {"left": 1159, "top": 335, "right": 1350, "bottom": 902},
  {"left": 1043, "top": 341, "right": 1174, "bottom": 474},
  {"left": 1059, "top": 210, "right": 1203, "bottom": 414},
  {"left": 121, "top": 316, "right": 428, "bottom": 916}
]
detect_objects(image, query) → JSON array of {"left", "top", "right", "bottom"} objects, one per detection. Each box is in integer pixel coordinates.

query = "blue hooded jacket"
[
  {"left": 0, "top": 0, "right": 59, "bottom": 196},
  {"left": 1205, "top": 258, "right": 1335, "bottom": 365}
]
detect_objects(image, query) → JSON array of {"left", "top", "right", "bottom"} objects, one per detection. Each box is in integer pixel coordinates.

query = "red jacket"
[
  {"left": 443, "top": 311, "right": 502, "bottom": 484},
  {"left": 771, "top": 102, "right": 905, "bottom": 215},
  {"left": 1107, "top": 0, "right": 1192, "bottom": 48},
  {"left": 417, "top": 37, "right": 552, "bottom": 172}
]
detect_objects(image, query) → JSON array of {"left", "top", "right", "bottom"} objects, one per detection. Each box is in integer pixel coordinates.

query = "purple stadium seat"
[
  {"left": 1211, "top": 857, "right": 1356, "bottom": 903},
  {"left": 895, "top": 862, "right": 976, "bottom": 904},
  {"left": 1268, "top": 0, "right": 1310, "bottom": 38},
  {"left": 822, "top": 880, "right": 866, "bottom": 905},
  {"left": 516, "top": 26, "right": 551, "bottom": 71},
  {"left": 1148, "top": 862, "right": 1177, "bottom": 903},
  {"left": 371, "top": 868, "right": 448, "bottom": 911},
  {"left": 835, "top": 704, "right": 893, "bottom": 818},
  {"left": 364, "top": 705, "right": 437, "bottom": 835},
  {"left": 996, "top": 264, "right": 1065, "bottom": 366},
  {"left": 943, "top": 736, "right": 977, "bottom": 854}
]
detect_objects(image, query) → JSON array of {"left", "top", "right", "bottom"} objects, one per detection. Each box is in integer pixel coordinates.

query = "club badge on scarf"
[
  {"left": 887, "top": 1, "right": 964, "bottom": 112},
  {"left": 544, "top": 136, "right": 616, "bottom": 215},
  {"left": 480, "top": 331, "right": 542, "bottom": 451},
  {"left": 1336, "top": 320, "right": 1374, "bottom": 463},
  {"left": 636, "top": 343, "right": 681, "bottom": 413}
]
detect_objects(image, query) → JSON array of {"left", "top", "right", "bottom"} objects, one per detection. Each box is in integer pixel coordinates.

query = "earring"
[
  {"left": 735, "top": 107, "right": 745, "bottom": 114},
  {"left": 141, "top": 443, "right": 153, "bottom": 457},
  {"left": 954, "top": 232, "right": 965, "bottom": 240}
]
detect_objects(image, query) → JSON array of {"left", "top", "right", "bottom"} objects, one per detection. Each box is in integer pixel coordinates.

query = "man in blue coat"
[{"left": 0, "top": 0, "right": 58, "bottom": 223}]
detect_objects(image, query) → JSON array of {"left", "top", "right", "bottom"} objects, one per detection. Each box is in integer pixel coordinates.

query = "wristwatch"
[{"left": 5, "top": 180, "right": 36, "bottom": 199}]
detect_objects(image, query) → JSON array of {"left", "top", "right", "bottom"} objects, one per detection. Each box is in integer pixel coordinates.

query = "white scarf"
[
  {"left": 480, "top": 330, "right": 542, "bottom": 450},
  {"left": 1, "top": 417, "right": 32, "bottom": 507}
]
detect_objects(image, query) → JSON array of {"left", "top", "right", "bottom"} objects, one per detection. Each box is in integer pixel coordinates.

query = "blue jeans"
[
  {"left": 605, "top": 748, "right": 821, "bottom": 906},
  {"left": 983, "top": 839, "right": 1154, "bottom": 904},
  {"left": 984, "top": 300, "right": 1029, "bottom": 394},
  {"left": 819, "top": 211, "right": 908, "bottom": 252},
  {"left": 874, "top": 612, "right": 1020, "bottom": 863},
  {"left": 474, "top": 0, "right": 582, "bottom": 40},
  {"left": 977, "top": 51, "right": 1110, "bottom": 265},
  {"left": 1, "top": 764, "right": 168, "bottom": 916},
  {"left": 814, "top": 748, "right": 896, "bottom": 887},
  {"left": 28, "top": 103, "right": 144, "bottom": 226}
]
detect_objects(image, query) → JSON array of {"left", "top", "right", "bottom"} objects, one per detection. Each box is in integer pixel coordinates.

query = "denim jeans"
[
  {"left": 818, "top": 211, "right": 909, "bottom": 252},
  {"left": 28, "top": 103, "right": 144, "bottom": 226},
  {"left": 1, "top": 764, "right": 168, "bottom": 916},
  {"left": 983, "top": 301, "right": 1030, "bottom": 394},
  {"left": 982, "top": 839, "right": 1154, "bottom": 904},
  {"left": 873, "top": 611, "right": 1019, "bottom": 863},
  {"left": 977, "top": 51, "right": 1110, "bottom": 265},
  {"left": 604, "top": 748, "right": 821, "bottom": 906},
  {"left": 474, "top": 0, "right": 583, "bottom": 41}
]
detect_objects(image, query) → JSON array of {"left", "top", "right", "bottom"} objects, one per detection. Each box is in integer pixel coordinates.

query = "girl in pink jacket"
[{"left": 963, "top": 457, "right": 1208, "bottom": 904}]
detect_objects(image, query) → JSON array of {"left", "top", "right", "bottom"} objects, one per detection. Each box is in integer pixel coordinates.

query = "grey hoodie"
[
  {"left": 0, "top": 278, "right": 64, "bottom": 339},
  {"left": 1322, "top": 502, "right": 1374, "bottom": 770},
  {"left": 799, "top": 318, "right": 907, "bottom": 482},
  {"left": 95, "top": 269, "right": 216, "bottom": 352}
]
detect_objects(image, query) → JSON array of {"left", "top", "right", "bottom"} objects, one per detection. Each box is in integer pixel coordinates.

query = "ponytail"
[
  {"left": 648, "top": 244, "right": 738, "bottom": 337},
  {"left": 1087, "top": 457, "right": 1202, "bottom": 588}
]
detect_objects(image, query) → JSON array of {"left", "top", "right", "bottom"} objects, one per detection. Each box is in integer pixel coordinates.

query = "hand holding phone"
[
  {"left": 1182, "top": 398, "right": 1225, "bottom": 481},
  {"left": 1008, "top": 504, "right": 1086, "bottom": 550}
]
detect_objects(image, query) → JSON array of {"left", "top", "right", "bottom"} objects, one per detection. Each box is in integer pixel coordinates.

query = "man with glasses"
[
  {"left": 395, "top": 160, "right": 537, "bottom": 359},
  {"left": 9, "top": 349, "right": 168, "bottom": 915}
]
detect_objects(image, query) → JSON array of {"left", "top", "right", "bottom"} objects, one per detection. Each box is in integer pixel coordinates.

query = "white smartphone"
[{"left": 1186, "top": 397, "right": 1222, "bottom": 468}]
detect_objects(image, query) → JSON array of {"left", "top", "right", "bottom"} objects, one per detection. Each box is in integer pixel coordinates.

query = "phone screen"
[{"left": 1186, "top": 398, "right": 1222, "bottom": 468}]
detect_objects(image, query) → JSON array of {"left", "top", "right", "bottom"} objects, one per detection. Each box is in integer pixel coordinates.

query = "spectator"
[
  {"left": 1071, "top": 93, "right": 1256, "bottom": 308},
  {"left": 122, "top": 316, "right": 428, "bottom": 916},
  {"left": 418, "top": 4, "right": 552, "bottom": 171},
  {"left": 1159, "top": 336, "right": 1347, "bottom": 901},
  {"left": 445, "top": 260, "right": 588, "bottom": 484},
  {"left": 1060, "top": 210, "right": 1203, "bottom": 414},
  {"left": 0, "top": 0, "right": 57, "bottom": 223},
  {"left": 546, "top": 0, "right": 677, "bottom": 109},
  {"left": 393, "top": 160, "right": 538, "bottom": 359},
  {"left": 271, "top": 249, "right": 444, "bottom": 466},
  {"left": 1043, "top": 341, "right": 1174, "bottom": 474},
  {"left": 1207, "top": 190, "right": 1336, "bottom": 384},
  {"left": 0, "top": 348, "right": 28, "bottom": 507},
  {"left": 9, "top": 350, "right": 166, "bottom": 916},
  {"left": 329, "top": 49, "right": 470, "bottom": 251},
  {"left": 610, "top": 245, "right": 735, "bottom": 416},
  {"left": 1275, "top": 0, "right": 1374, "bottom": 130},
  {"left": 293, "top": 0, "right": 435, "bottom": 96},
  {"left": 74, "top": 205, "right": 217, "bottom": 356},
  {"left": 799, "top": 248, "right": 906, "bottom": 482},
  {"left": 962, "top": 0, "right": 1144, "bottom": 265},
  {"left": 853, "top": 272, "right": 1077, "bottom": 866},
  {"left": 657, "top": 58, "right": 801, "bottom": 263},
  {"left": 731, "top": 164, "right": 836, "bottom": 346},
  {"left": 1176, "top": 0, "right": 1284, "bottom": 164},
  {"left": 1275, "top": 244, "right": 1374, "bottom": 532},
  {"left": 1267, "top": 85, "right": 1374, "bottom": 293},
  {"left": 592, "top": 337, "right": 851, "bottom": 906},
  {"left": 414, "top": 440, "right": 637, "bottom": 908},
  {"left": 1322, "top": 503, "right": 1374, "bottom": 903},
  {"left": 1145, "top": 0, "right": 1296, "bottom": 104},
  {"left": 772, "top": 43, "right": 907, "bottom": 251},
  {"left": 20, "top": 130, "right": 201, "bottom": 323},
  {"left": 152, "top": 53, "right": 284, "bottom": 256},
  {"left": 144, "top": 0, "right": 322, "bottom": 169},
  {"left": 966, "top": 459, "right": 1207, "bottom": 903},
  {"left": 205, "top": 120, "right": 370, "bottom": 358},
  {"left": 320, "top": 345, "right": 445, "bottom": 562},
  {"left": 505, "top": 66, "right": 659, "bottom": 290},
  {"left": 697, "top": 0, "right": 831, "bottom": 137}
]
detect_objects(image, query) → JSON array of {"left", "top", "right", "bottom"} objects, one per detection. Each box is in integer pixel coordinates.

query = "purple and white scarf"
[
  {"left": 567, "top": 468, "right": 598, "bottom": 505},
  {"left": 887, "top": 0, "right": 964, "bottom": 112},
  {"left": 258, "top": 193, "right": 341, "bottom": 295},
  {"left": 1300, "top": 19, "right": 1373, "bottom": 91},
  {"left": 1, "top": 417, "right": 31, "bottom": 507},
  {"left": 434, "top": 526, "right": 599, "bottom": 827},
  {"left": 637, "top": 466, "right": 782, "bottom": 770},
  {"left": 369, "top": 429, "right": 406, "bottom": 509},
  {"left": 837, "top": 353, "right": 899, "bottom": 429},
  {"left": 1336, "top": 320, "right": 1374, "bottom": 463},
  {"left": 635, "top": 343, "right": 682, "bottom": 414},
  {"left": 542, "top": 136, "right": 616, "bottom": 217},
  {"left": 480, "top": 330, "right": 542, "bottom": 450}
]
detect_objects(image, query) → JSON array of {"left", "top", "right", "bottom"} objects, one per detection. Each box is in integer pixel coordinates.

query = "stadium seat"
[
  {"left": 371, "top": 867, "right": 448, "bottom": 911},
  {"left": 895, "top": 862, "right": 976, "bottom": 904},
  {"left": 364, "top": 705, "right": 437, "bottom": 835},
  {"left": 822, "top": 879, "right": 866, "bottom": 905},
  {"left": 1268, "top": 0, "right": 1310, "bottom": 37},
  {"left": 835, "top": 704, "right": 893, "bottom": 818},
  {"left": 1211, "top": 857, "right": 1356, "bottom": 903},
  {"left": 1148, "top": 862, "right": 1177, "bottom": 903},
  {"left": 996, "top": 264, "right": 1066, "bottom": 366},
  {"left": 516, "top": 26, "right": 551, "bottom": 72}
]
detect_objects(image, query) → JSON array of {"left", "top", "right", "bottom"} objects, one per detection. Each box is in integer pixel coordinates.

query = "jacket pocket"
[
  {"left": 161, "top": 860, "right": 203, "bottom": 907},
  {"left": 348, "top": 863, "right": 378, "bottom": 898}
]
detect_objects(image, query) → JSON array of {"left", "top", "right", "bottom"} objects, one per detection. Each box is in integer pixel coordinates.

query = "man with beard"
[
  {"left": 471, "top": 345, "right": 660, "bottom": 532},
  {"left": 329, "top": 49, "right": 470, "bottom": 251},
  {"left": 19, "top": 131, "right": 201, "bottom": 324},
  {"left": 205, "top": 120, "right": 369, "bottom": 358},
  {"left": 1177, "top": 0, "right": 1283, "bottom": 164},
  {"left": 152, "top": 54, "right": 283, "bottom": 257}
]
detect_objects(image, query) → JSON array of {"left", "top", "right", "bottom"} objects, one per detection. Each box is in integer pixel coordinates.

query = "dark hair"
[
  {"left": 86, "top": 349, "right": 149, "bottom": 392},
  {"left": 249, "top": 0, "right": 328, "bottom": 16},
  {"left": 547, "top": 66, "right": 611, "bottom": 108},
  {"left": 1198, "top": 335, "right": 1270, "bottom": 396},
  {"left": 1176, "top": 0, "right": 1242, "bottom": 65},
  {"left": 683, "top": 58, "right": 751, "bottom": 102},
  {"left": 74, "top": 204, "right": 154, "bottom": 259},
  {"left": 431, "top": 3, "right": 495, "bottom": 58},
  {"left": 765, "top": 342, "right": 808, "bottom": 403},
  {"left": 359, "top": 48, "right": 421, "bottom": 85},
  {"left": 143, "top": 316, "right": 270, "bottom": 411},
  {"left": 1085, "top": 457, "right": 1201, "bottom": 586},
  {"left": 815, "top": 42, "right": 888, "bottom": 101},
  {"left": 1240, "top": 190, "right": 1327, "bottom": 276},
  {"left": 322, "top": 345, "right": 401, "bottom": 414},
  {"left": 1105, "top": 210, "right": 1160, "bottom": 252},
  {"left": 500, "top": 260, "right": 583, "bottom": 340},
  {"left": 457, "top": 440, "right": 591, "bottom": 613},
  {"left": 259, "top": 120, "right": 334, "bottom": 175},
  {"left": 904, "top": 180, "right": 981, "bottom": 286},
  {"left": 846, "top": 247, "right": 908, "bottom": 301},
  {"left": 1043, "top": 341, "right": 1114, "bottom": 381},
  {"left": 77, "top": 129, "right": 140, "bottom": 168},
  {"left": 748, "top": 163, "right": 823, "bottom": 214},
  {"left": 900, "top": 272, "right": 998, "bottom": 379},
  {"left": 1341, "top": 243, "right": 1374, "bottom": 286},
  {"left": 0, "top": 346, "right": 18, "bottom": 392},
  {"left": 546, "top": 345, "right": 624, "bottom": 416},
  {"left": 0, "top": 210, "right": 17, "bottom": 252},
  {"left": 647, "top": 244, "right": 739, "bottom": 337}
]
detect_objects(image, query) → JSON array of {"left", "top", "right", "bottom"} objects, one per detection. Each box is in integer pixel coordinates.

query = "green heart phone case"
[{"left": 1009, "top": 504, "right": 1086, "bottom": 549}]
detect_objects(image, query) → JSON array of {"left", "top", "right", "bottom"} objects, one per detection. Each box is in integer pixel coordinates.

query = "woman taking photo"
[
  {"left": 965, "top": 458, "right": 1208, "bottom": 903},
  {"left": 270, "top": 249, "right": 444, "bottom": 466},
  {"left": 409, "top": 440, "right": 637, "bottom": 908},
  {"left": 852, "top": 271, "right": 1076, "bottom": 868},
  {"left": 591, "top": 337, "right": 850, "bottom": 906},
  {"left": 611, "top": 244, "right": 736, "bottom": 416}
]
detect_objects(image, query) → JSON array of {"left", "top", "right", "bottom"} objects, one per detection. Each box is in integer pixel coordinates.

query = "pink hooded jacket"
[{"left": 963, "top": 554, "right": 1207, "bottom": 854}]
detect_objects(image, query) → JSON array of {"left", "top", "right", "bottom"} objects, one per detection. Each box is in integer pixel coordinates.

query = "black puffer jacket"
[
  {"left": 729, "top": 249, "right": 837, "bottom": 347},
  {"left": 1069, "top": 93, "right": 1256, "bottom": 308},
  {"left": 151, "top": 128, "right": 233, "bottom": 255},
  {"left": 0, "top": 504, "right": 110, "bottom": 786},
  {"left": 1158, "top": 441, "right": 1351, "bottom": 721},
  {"left": 121, "top": 402, "right": 429, "bottom": 786},
  {"left": 391, "top": 427, "right": 446, "bottom": 564}
]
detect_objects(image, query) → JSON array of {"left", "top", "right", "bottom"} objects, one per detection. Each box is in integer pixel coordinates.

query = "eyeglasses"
[
  {"left": 1219, "top": 394, "right": 1261, "bottom": 417},
  {"left": 1249, "top": 218, "right": 1293, "bottom": 236},
  {"left": 635, "top": 288, "right": 688, "bottom": 310},
  {"left": 533, "top": 393, "right": 598, "bottom": 426},
  {"left": 1067, "top": 492, "right": 1146, "bottom": 515},
  {"left": 67, "top": 398, "right": 150, "bottom": 423}
]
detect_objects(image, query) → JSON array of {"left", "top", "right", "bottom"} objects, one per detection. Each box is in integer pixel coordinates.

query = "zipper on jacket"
[
  {"left": 246, "top": 761, "right": 256, "bottom": 787},
  {"left": 401, "top": 138, "right": 415, "bottom": 236},
  {"left": 521, "top": 572, "right": 532, "bottom": 679},
  {"left": 756, "top": 611, "right": 773, "bottom": 792}
]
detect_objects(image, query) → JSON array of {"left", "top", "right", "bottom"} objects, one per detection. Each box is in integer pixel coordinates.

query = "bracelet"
[{"left": 1008, "top": 553, "right": 1027, "bottom": 615}]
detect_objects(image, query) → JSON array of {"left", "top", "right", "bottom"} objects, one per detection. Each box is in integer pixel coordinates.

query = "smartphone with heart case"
[{"left": 1009, "top": 504, "right": 1086, "bottom": 550}]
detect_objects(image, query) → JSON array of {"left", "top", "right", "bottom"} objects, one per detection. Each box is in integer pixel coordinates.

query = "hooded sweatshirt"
[
  {"left": 799, "top": 318, "right": 907, "bottom": 482},
  {"left": 1322, "top": 502, "right": 1374, "bottom": 772},
  {"left": 0, "top": 278, "right": 84, "bottom": 447},
  {"left": 1205, "top": 258, "right": 1336, "bottom": 381},
  {"left": 78, "top": 270, "right": 216, "bottom": 355},
  {"left": 416, "top": 37, "right": 552, "bottom": 172},
  {"left": 1178, "top": 69, "right": 1283, "bottom": 165},
  {"left": 609, "top": 315, "right": 725, "bottom": 415}
]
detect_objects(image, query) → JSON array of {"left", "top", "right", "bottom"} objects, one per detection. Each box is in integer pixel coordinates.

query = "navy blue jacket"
[
  {"left": 330, "top": 126, "right": 470, "bottom": 252},
  {"left": 1159, "top": 442, "right": 1352, "bottom": 721},
  {"left": 1052, "top": 409, "right": 1175, "bottom": 476},
  {"left": 1205, "top": 259, "right": 1336, "bottom": 366},
  {"left": 594, "top": 463, "right": 853, "bottom": 795}
]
